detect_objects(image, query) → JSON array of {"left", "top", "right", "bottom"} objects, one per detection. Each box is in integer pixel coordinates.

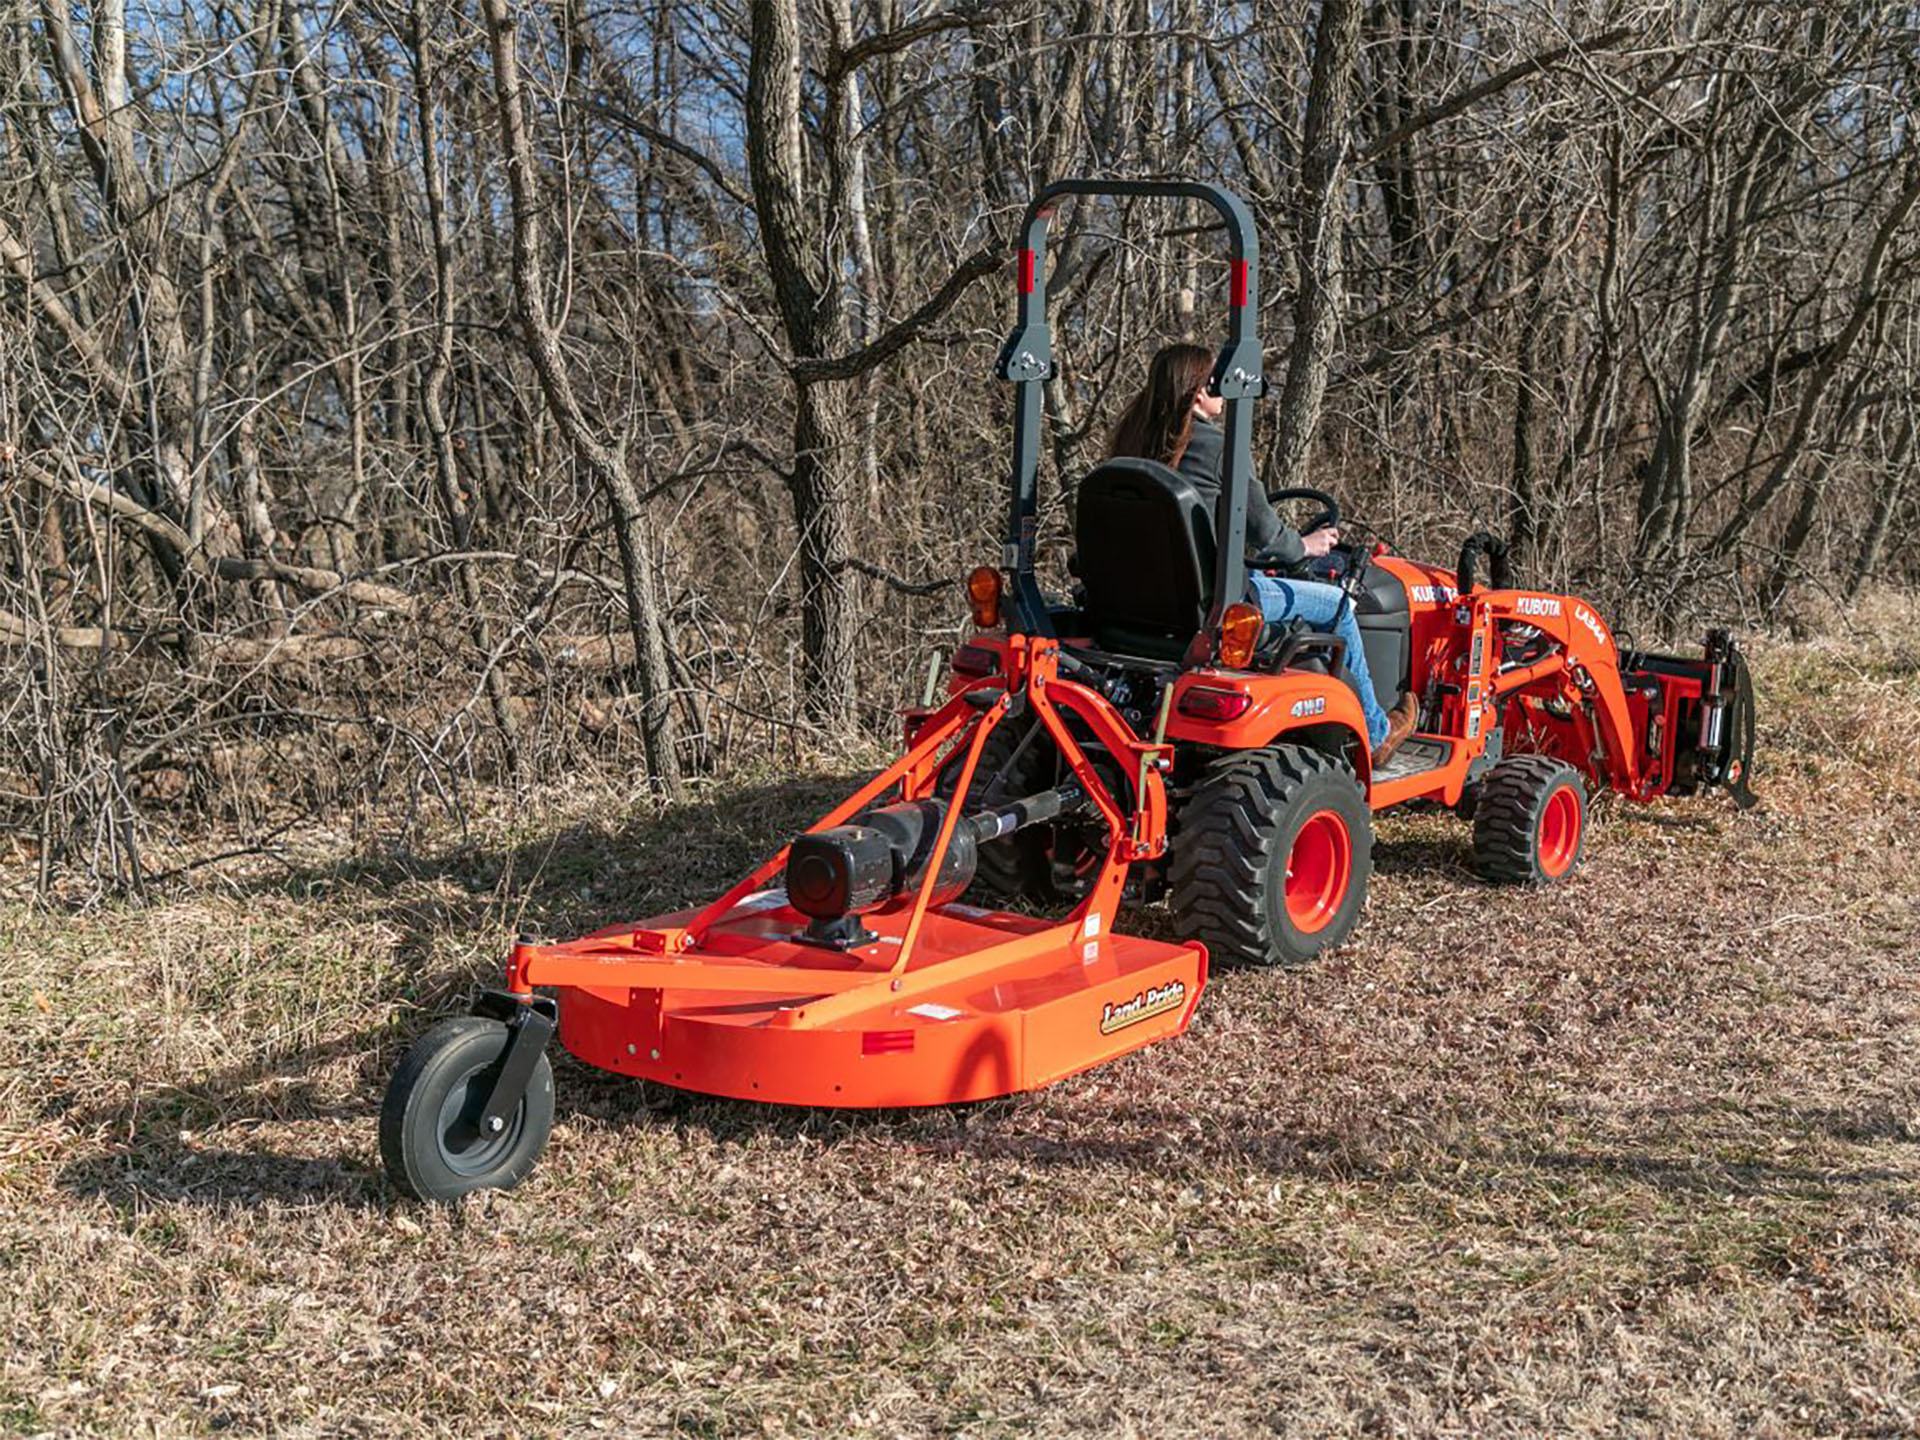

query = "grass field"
[{"left": 5, "top": 604, "right": 1919, "bottom": 1438}]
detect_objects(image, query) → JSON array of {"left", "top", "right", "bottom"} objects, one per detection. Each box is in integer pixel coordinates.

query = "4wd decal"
[
  {"left": 1514, "top": 596, "right": 1562, "bottom": 618},
  {"left": 1290, "top": 696, "right": 1326, "bottom": 719},
  {"left": 1099, "top": 979, "right": 1188, "bottom": 1035}
]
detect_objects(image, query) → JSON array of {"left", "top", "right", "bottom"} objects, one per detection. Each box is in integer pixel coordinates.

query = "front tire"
[
  {"left": 1170, "top": 745, "right": 1373, "bottom": 967},
  {"left": 1472, "top": 756, "right": 1586, "bottom": 884},
  {"left": 380, "top": 1016, "right": 555, "bottom": 1202}
]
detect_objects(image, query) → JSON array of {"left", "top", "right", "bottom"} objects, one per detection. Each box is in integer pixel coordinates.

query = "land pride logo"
[{"left": 1098, "top": 979, "right": 1188, "bottom": 1035}]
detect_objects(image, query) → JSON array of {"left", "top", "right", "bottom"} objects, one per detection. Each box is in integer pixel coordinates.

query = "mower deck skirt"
[{"left": 540, "top": 894, "right": 1207, "bottom": 1108}]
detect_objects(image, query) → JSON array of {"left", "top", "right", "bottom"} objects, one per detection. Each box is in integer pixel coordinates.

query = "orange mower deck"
[{"left": 529, "top": 898, "right": 1204, "bottom": 1108}]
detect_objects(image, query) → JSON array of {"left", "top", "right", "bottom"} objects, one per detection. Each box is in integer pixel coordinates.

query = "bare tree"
[
  {"left": 1266, "top": 0, "right": 1361, "bottom": 498},
  {"left": 2, "top": 0, "right": 1916, "bottom": 891},
  {"left": 479, "top": 0, "right": 684, "bottom": 796}
]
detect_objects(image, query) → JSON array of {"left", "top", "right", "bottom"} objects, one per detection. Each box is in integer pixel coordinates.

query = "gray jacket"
[{"left": 1175, "top": 420, "right": 1306, "bottom": 570}]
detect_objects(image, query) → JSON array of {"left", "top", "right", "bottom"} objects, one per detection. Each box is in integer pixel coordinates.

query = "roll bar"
[{"left": 993, "top": 179, "right": 1266, "bottom": 644}]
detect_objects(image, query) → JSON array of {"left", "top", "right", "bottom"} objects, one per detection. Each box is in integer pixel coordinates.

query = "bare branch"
[
  {"left": 1359, "top": 27, "right": 1634, "bottom": 163},
  {"left": 788, "top": 245, "right": 1003, "bottom": 383}
]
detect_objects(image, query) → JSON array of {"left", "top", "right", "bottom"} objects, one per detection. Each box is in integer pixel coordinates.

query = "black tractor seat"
[
  {"left": 1070, "top": 457, "right": 1355, "bottom": 679},
  {"left": 1072, "top": 457, "right": 1217, "bottom": 660}
]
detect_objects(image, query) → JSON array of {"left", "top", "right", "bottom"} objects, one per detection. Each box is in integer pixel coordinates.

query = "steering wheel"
[
  {"left": 1259, "top": 486, "right": 1380, "bottom": 596},
  {"left": 1264, "top": 485, "right": 1340, "bottom": 538}
]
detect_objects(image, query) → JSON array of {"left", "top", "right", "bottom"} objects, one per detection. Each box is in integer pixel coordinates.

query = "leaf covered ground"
[{"left": 4, "top": 602, "right": 1919, "bottom": 1438}]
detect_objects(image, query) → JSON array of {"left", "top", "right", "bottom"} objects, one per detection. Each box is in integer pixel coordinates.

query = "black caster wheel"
[{"left": 380, "top": 1016, "right": 554, "bottom": 1202}]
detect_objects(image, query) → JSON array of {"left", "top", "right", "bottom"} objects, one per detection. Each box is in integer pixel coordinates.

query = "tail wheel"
[
  {"left": 380, "top": 1016, "right": 555, "bottom": 1202},
  {"left": 1170, "top": 745, "right": 1373, "bottom": 967},
  {"left": 1472, "top": 755, "right": 1587, "bottom": 885}
]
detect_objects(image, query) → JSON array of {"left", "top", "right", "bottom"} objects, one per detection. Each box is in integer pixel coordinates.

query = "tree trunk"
[
  {"left": 791, "top": 383, "right": 857, "bottom": 726},
  {"left": 1764, "top": 365, "right": 1879, "bottom": 613},
  {"left": 478, "top": 0, "right": 684, "bottom": 796},
  {"left": 1847, "top": 411, "right": 1914, "bottom": 600},
  {"left": 1267, "top": 0, "right": 1361, "bottom": 497},
  {"left": 746, "top": 0, "right": 858, "bottom": 730},
  {"left": 38, "top": 0, "right": 237, "bottom": 558},
  {"left": 413, "top": 0, "right": 522, "bottom": 770}
]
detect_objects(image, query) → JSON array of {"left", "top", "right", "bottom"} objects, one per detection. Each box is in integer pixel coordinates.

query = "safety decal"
[
  {"left": 734, "top": 889, "right": 789, "bottom": 913},
  {"left": 1098, "top": 979, "right": 1188, "bottom": 1035}
]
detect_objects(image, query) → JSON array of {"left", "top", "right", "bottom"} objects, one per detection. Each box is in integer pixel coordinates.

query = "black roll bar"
[{"left": 992, "top": 178, "right": 1265, "bottom": 647}]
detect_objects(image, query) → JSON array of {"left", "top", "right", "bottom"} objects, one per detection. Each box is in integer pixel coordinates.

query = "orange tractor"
[{"left": 380, "top": 180, "right": 1756, "bottom": 1201}]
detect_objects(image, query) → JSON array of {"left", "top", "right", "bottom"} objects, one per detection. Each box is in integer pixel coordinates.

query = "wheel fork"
[{"left": 472, "top": 988, "right": 558, "bottom": 1135}]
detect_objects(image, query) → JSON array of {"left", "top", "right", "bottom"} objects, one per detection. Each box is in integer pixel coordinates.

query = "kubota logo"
[
  {"left": 1574, "top": 604, "right": 1609, "bottom": 645},
  {"left": 1290, "top": 696, "right": 1326, "bottom": 718},
  {"left": 1515, "top": 596, "right": 1562, "bottom": 617},
  {"left": 1099, "top": 979, "right": 1187, "bottom": 1035},
  {"left": 1411, "top": 584, "right": 1459, "bottom": 603}
]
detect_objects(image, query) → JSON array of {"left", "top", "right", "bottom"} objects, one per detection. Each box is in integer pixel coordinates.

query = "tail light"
[
  {"left": 951, "top": 643, "right": 999, "bottom": 677},
  {"left": 1177, "top": 686, "right": 1253, "bottom": 721},
  {"left": 966, "top": 566, "right": 1002, "bottom": 628},
  {"left": 1217, "top": 601, "right": 1264, "bottom": 669}
]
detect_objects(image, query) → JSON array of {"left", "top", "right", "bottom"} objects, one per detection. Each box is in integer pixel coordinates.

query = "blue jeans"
[{"left": 1248, "top": 573, "right": 1392, "bottom": 747}]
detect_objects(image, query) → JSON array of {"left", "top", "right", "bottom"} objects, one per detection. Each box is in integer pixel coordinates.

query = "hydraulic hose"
[{"left": 1457, "top": 531, "right": 1512, "bottom": 593}]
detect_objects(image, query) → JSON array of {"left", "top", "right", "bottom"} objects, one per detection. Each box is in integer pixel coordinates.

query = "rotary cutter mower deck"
[{"left": 380, "top": 180, "right": 1758, "bottom": 1201}]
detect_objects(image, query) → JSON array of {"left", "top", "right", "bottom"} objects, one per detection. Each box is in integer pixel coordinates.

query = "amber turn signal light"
[
  {"left": 1217, "top": 600, "right": 1263, "bottom": 669},
  {"left": 967, "top": 566, "right": 1002, "bottom": 628}
]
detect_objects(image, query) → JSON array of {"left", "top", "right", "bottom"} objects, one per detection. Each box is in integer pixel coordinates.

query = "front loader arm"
[{"left": 1476, "top": 591, "right": 1648, "bottom": 798}]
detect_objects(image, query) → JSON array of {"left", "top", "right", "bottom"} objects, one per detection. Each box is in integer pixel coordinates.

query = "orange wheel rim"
[
  {"left": 1537, "top": 786, "right": 1582, "bottom": 877},
  {"left": 1285, "top": 810, "right": 1352, "bottom": 934}
]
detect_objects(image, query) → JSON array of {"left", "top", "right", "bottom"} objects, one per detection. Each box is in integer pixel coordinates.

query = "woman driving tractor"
[{"left": 1110, "top": 343, "right": 1419, "bottom": 766}]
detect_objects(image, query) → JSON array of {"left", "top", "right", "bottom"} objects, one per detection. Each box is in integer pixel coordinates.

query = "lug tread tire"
[
  {"left": 970, "top": 723, "right": 1048, "bottom": 900},
  {"left": 1169, "top": 745, "right": 1372, "bottom": 968},
  {"left": 380, "top": 1016, "right": 555, "bottom": 1203},
  {"left": 1471, "top": 755, "right": 1585, "bottom": 885},
  {"left": 942, "top": 720, "right": 1088, "bottom": 904}
]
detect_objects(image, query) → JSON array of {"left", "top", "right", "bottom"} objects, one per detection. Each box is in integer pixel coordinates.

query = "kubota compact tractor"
[{"left": 380, "top": 180, "right": 1757, "bottom": 1202}]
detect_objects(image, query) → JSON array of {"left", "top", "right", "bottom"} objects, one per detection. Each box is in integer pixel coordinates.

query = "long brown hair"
[{"left": 1109, "top": 343, "right": 1213, "bottom": 466}]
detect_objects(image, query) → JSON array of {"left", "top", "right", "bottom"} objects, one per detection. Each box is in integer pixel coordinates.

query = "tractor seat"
[{"left": 1073, "top": 458, "right": 1217, "bottom": 660}]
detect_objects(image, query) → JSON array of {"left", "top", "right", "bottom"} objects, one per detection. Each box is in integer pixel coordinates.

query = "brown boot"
[{"left": 1372, "top": 693, "right": 1419, "bottom": 768}]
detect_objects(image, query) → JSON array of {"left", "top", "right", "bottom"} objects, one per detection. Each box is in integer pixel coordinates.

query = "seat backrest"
[{"left": 1074, "top": 458, "right": 1217, "bottom": 654}]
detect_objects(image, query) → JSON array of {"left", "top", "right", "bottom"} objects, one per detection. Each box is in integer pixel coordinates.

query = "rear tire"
[
  {"left": 939, "top": 719, "right": 1100, "bottom": 904},
  {"left": 1471, "top": 756, "right": 1586, "bottom": 885},
  {"left": 1170, "top": 745, "right": 1373, "bottom": 967},
  {"left": 380, "top": 1016, "right": 554, "bottom": 1202}
]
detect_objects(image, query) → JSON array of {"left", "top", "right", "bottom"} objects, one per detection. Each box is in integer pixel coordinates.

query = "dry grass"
[{"left": 4, "top": 606, "right": 1920, "bottom": 1438}]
